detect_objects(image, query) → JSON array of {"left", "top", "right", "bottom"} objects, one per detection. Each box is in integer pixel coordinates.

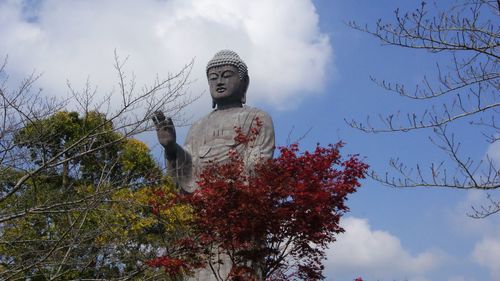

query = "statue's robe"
[
  {"left": 166, "top": 105, "right": 275, "bottom": 281},
  {"left": 168, "top": 105, "right": 275, "bottom": 193}
]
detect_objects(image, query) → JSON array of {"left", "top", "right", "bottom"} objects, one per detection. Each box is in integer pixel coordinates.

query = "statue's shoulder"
[
  {"left": 242, "top": 106, "right": 273, "bottom": 125},
  {"left": 191, "top": 112, "right": 211, "bottom": 127},
  {"left": 188, "top": 106, "right": 272, "bottom": 133},
  {"left": 241, "top": 106, "right": 272, "bottom": 118},
  {"left": 185, "top": 113, "right": 212, "bottom": 142},
  {"left": 189, "top": 109, "right": 224, "bottom": 128}
]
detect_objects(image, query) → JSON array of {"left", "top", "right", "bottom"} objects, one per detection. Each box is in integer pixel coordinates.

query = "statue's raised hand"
[{"left": 152, "top": 111, "right": 177, "bottom": 159}]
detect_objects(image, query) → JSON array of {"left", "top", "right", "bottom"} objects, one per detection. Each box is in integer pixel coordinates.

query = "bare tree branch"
[{"left": 347, "top": 0, "right": 499, "bottom": 217}]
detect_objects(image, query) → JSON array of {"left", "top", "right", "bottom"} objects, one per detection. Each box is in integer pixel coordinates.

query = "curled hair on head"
[{"left": 206, "top": 50, "right": 248, "bottom": 80}]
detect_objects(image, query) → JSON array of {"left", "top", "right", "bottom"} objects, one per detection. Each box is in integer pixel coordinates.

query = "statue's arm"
[
  {"left": 165, "top": 143, "right": 191, "bottom": 177},
  {"left": 152, "top": 111, "right": 192, "bottom": 186}
]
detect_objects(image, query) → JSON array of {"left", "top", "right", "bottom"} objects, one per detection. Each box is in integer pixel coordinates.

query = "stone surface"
[
  {"left": 153, "top": 50, "right": 275, "bottom": 280},
  {"left": 175, "top": 105, "right": 274, "bottom": 192}
]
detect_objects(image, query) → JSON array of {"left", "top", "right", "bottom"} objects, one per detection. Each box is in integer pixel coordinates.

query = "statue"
[
  {"left": 152, "top": 50, "right": 275, "bottom": 280},
  {"left": 153, "top": 50, "right": 275, "bottom": 193}
]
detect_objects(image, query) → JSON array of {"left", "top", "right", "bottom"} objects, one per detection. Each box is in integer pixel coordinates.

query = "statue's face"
[{"left": 207, "top": 65, "right": 243, "bottom": 105}]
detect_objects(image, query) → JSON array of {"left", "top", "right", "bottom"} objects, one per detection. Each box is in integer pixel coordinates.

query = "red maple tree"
[{"left": 149, "top": 122, "right": 368, "bottom": 280}]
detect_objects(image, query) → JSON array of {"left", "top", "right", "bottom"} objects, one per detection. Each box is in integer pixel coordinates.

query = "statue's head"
[{"left": 206, "top": 50, "right": 249, "bottom": 108}]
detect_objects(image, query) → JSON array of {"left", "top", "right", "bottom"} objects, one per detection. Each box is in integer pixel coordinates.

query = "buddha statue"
[
  {"left": 153, "top": 50, "right": 275, "bottom": 193},
  {"left": 152, "top": 50, "right": 274, "bottom": 280}
]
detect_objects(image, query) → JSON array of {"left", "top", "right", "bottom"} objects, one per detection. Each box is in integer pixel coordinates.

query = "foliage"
[
  {"left": 148, "top": 124, "right": 368, "bottom": 280},
  {"left": 0, "top": 52, "right": 195, "bottom": 279},
  {"left": 347, "top": 0, "right": 499, "bottom": 217},
  {"left": 0, "top": 110, "right": 189, "bottom": 280}
]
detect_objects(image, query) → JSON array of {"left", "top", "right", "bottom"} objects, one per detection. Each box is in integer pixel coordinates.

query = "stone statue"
[
  {"left": 152, "top": 50, "right": 275, "bottom": 280},
  {"left": 153, "top": 50, "right": 275, "bottom": 193}
]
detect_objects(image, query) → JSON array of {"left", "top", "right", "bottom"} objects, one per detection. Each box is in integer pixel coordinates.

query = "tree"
[
  {"left": 0, "top": 53, "right": 196, "bottom": 279},
  {"left": 0, "top": 110, "right": 193, "bottom": 280},
  {"left": 346, "top": 0, "right": 499, "bottom": 218},
  {"left": 148, "top": 122, "right": 368, "bottom": 280}
]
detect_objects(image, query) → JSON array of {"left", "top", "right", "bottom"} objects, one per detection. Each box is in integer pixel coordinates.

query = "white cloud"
[
  {"left": 0, "top": 0, "right": 331, "bottom": 114},
  {"left": 448, "top": 190, "right": 500, "bottom": 236},
  {"left": 325, "top": 217, "right": 445, "bottom": 281},
  {"left": 444, "top": 190, "right": 500, "bottom": 281},
  {"left": 472, "top": 237, "right": 500, "bottom": 281},
  {"left": 486, "top": 138, "right": 500, "bottom": 167}
]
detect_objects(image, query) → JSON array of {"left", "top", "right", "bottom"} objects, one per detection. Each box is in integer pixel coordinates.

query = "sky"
[{"left": 1, "top": 0, "right": 499, "bottom": 280}]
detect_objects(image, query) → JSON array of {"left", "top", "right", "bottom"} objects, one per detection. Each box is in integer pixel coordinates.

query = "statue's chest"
[
  {"left": 200, "top": 111, "right": 248, "bottom": 145},
  {"left": 203, "top": 122, "right": 237, "bottom": 144},
  {"left": 194, "top": 112, "right": 249, "bottom": 162}
]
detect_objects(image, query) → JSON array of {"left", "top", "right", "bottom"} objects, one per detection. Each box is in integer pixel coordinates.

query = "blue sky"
[{"left": 1, "top": 0, "right": 499, "bottom": 280}]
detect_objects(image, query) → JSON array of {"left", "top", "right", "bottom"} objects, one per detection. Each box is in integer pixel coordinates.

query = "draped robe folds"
[
  {"left": 167, "top": 106, "right": 275, "bottom": 193},
  {"left": 165, "top": 106, "right": 274, "bottom": 280}
]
